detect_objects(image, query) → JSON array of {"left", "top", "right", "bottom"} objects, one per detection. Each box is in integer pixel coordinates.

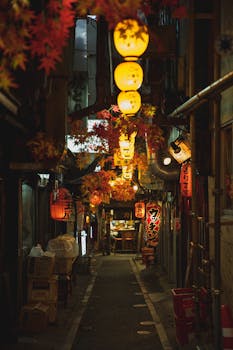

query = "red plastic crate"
[
  {"left": 171, "top": 288, "right": 195, "bottom": 319},
  {"left": 171, "top": 287, "right": 208, "bottom": 320},
  {"left": 174, "top": 315, "right": 194, "bottom": 346}
]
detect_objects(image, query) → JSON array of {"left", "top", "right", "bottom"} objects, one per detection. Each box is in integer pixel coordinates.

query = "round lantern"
[
  {"left": 114, "top": 61, "right": 143, "bottom": 91},
  {"left": 50, "top": 187, "right": 73, "bottom": 221},
  {"left": 117, "top": 90, "right": 141, "bottom": 115},
  {"left": 90, "top": 190, "right": 103, "bottom": 206},
  {"left": 113, "top": 19, "right": 149, "bottom": 60},
  {"left": 135, "top": 201, "right": 145, "bottom": 218},
  {"left": 180, "top": 162, "right": 192, "bottom": 197}
]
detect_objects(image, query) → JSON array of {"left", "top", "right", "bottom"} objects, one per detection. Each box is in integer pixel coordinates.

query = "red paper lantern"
[
  {"left": 135, "top": 201, "right": 145, "bottom": 218},
  {"left": 180, "top": 162, "right": 192, "bottom": 197},
  {"left": 50, "top": 187, "right": 73, "bottom": 221},
  {"left": 90, "top": 190, "right": 103, "bottom": 206},
  {"left": 145, "top": 202, "right": 161, "bottom": 246}
]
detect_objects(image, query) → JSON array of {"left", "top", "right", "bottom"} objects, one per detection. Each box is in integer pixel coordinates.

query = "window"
[{"left": 69, "top": 17, "right": 97, "bottom": 112}]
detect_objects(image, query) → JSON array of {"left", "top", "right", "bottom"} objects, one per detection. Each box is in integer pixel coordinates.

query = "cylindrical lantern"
[
  {"left": 135, "top": 201, "right": 145, "bottom": 218},
  {"left": 90, "top": 190, "right": 103, "bottom": 206},
  {"left": 113, "top": 19, "right": 149, "bottom": 60},
  {"left": 180, "top": 162, "right": 192, "bottom": 197},
  {"left": 50, "top": 187, "right": 73, "bottom": 221},
  {"left": 145, "top": 202, "right": 161, "bottom": 246},
  {"left": 114, "top": 61, "right": 143, "bottom": 91},
  {"left": 117, "top": 90, "right": 141, "bottom": 115},
  {"left": 119, "top": 131, "right": 136, "bottom": 160},
  {"left": 122, "top": 164, "right": 134, "bottom": 180}
]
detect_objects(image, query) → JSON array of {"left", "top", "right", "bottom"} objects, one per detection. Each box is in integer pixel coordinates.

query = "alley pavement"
[{"left": 2, "top": 253, "right": 214, "bottom": 350}]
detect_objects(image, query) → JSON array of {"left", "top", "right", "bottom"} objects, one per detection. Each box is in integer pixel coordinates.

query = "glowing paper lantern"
[
  {"left": 113, "top": 19, "right": 149, "bottom": 60},
  {"left": 90, "top": 190, "right": 103, "bottom": 206},
  {"left": 114, "top": 62, "right": 143, "bottom": 91},
  {"left": 145, "top": 202, "right": 161, "bottom": 246},
  {"left": 135, "top": 201, "right": 145, "bottom": 218},
  {"left": 117, "top": 90, "right": 141, "bottom": 115},
  {"left": 180, "top": 162, "right": 192, "bottom": 197},
  {"left": 119, "top": 131, "right": 137, "bottom": 160},
  {"left": 50, "top": 187, "right": 73, "bottom": 221},
  {"left": 122, "top": 164, "right": 134, "bottom": 180}
]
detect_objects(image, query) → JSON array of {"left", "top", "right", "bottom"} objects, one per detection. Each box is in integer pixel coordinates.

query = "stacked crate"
[
  {"left": 54, "top": 256, "right": 74, "bottom": 306},
  {"left": 171, "top": 287, "right": 207, "bottom": 346},
  {"left": 26, "top": 255, "right": 58, "bottom": 324}
]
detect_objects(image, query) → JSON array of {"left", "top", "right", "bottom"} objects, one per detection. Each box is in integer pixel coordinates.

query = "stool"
[
  {"left": 113, "top": 237, "right": 123, "bottom": 254},
  {"left": 123, "top": 237, "right": 135, "bottom": 252}
]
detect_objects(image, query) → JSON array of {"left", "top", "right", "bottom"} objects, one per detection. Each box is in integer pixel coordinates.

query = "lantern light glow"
[
  {"left": 117, "top": 90, "right": 141, "bottom": 115},
  {"left": 113, "top": 19, "right": 149, "bottom": 60},
  {"left": 119, "top": 131, "right": 137, "bottom": 160},
  {"left": 50, "top": 187, "right": 73, "bottom": 221},
  {"left": 135, "top": 201, "right": 145, "bottom": 218},
  {"left": 114, "top": 61, "right": 143, "bottom": 91}
]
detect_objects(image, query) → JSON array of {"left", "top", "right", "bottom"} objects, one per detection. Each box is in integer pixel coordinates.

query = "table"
[{"left": 113, "top": 229, "right": 137, "bottom": 253}]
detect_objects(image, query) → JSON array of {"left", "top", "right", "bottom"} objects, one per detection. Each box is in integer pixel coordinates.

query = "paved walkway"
[
  {"left": 71, "top": 256, "right": 172, "bottom": 350},
  {"left": 3, "top": 253, "right": 212, "bottom": 350}
]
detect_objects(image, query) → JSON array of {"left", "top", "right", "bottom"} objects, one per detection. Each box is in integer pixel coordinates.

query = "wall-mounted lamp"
[
  {"left": 169, "top": 136, "right": 191, "bottom": 164},
  {"left": 163, "top": 156, "right": 172, "bottom": 166},
  {"left": 170, "top": 142, "right": 181, "bottom": 154},
  {"left": 38, "top": 173, "right": 50, "bottom": 187}
]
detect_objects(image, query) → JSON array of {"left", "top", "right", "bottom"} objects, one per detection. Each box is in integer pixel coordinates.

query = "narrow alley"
[{"left": 7, "top": 254, "right": 208, "bottom": 350}]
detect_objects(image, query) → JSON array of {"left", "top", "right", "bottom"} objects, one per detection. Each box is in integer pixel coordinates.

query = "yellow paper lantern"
[
  {"left": 117, "top": 90, "right": 141, "bottom": 115},
  {"left": 119, "top": 131, "right": 137, "bottom": 160},
  {"left": 113, "top": 19, "right": 149, "bottom": 60},
  {"left": 114, "top": 61, "right": 143, "bottom": 91},
  {"left": 122, "top": 164, "right": 134, "bottom": 180}
]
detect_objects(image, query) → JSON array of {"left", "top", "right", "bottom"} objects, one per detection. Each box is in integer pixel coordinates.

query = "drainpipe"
[
  {"left": 186, "top": 0, "right": 201, "bottom": 335},
  {"left": 148, "top": 149, "right": 180, "bottom": 181},
  {"left": 167, "top": 70, "right": 233, "bottom": 118},
  {"left": 213, "top": 96, "right": 222, "bottom": 350},
  {"left": 213, "top": 1, "right": 222, "bottom": 348}
]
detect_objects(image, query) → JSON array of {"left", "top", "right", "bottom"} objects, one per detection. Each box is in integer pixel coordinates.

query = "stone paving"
[{"left": 2, "top": 253, "right": 214, "bottom": 350}]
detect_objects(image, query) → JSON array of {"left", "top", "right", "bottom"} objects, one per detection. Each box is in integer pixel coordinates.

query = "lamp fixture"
[
  {"left": 170, "top": 142, "right": 181, "bottom": 154},
  {"left": 163, "top": 157, "right": 172, "bottom": 166},
  {"left": 169, "top": 136, "right": 191, "bottom": 164}
]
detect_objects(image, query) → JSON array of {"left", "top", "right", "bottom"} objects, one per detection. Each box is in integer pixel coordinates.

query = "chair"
[
  {"left": 113, "top": 237, "right": 123, "bottom": 254},
  {"left": 121, "top": 231, "right": 136, "bottom": 252}
]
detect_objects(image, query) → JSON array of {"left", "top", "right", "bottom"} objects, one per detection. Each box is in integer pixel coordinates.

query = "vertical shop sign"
[{"left": 180, "top": 162, "right": 192, "bottom": 197}]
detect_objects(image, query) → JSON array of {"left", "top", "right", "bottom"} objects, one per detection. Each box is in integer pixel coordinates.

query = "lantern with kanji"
[
  {"left": 135, "top": 201, "right": 145, "bottom": 219},
  {"left": 145, "top": 202, "right": 161, "bottom": 246},
  {"left": 50, "top": 187, "right": 73, "bottom": 221},
  {"left": 180, "top": 162, "right": 192, "bottom": 197}
]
